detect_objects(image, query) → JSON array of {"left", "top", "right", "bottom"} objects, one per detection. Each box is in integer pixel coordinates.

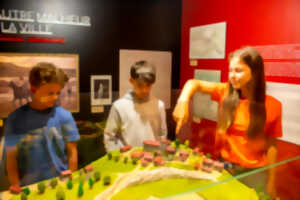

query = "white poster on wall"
[
  {"left": 266, "top": 82, "right": 300, "bottom": 145},
  {"left": 190, "top": 22, "right": 226, "bottom": 59},
  {"left": 90, "top": 75, "right": 112, "bottom": 106},
  {"left": 119, "top": 50, "right": 172, "bottom": 109}
]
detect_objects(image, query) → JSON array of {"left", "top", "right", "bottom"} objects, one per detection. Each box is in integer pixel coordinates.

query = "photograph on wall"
[
  {"left": 193, "top": 69, "right": 221, "bottom": 122},
  {"left": 90, "top": 75, "right": 112, "bottom": 106},
  {"left": 119, "top": 49, "right": 172, "bottom": 109},
  {"left": 190, "top": 22, "right": 226, "bottom": 59},
  {"left": 0, "top": 53, "right": 79, "bottom": 117}
]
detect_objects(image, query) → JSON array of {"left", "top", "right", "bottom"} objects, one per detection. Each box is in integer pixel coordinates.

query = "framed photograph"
[
  {"left": 0, "top": 53, "right": 79, "bottom": 117},
  {"left": 190, "top": 22, "right": 226, "bottom": 59},
  {"left": 91, "top": 75, "right": 112, "bottom": 106}
]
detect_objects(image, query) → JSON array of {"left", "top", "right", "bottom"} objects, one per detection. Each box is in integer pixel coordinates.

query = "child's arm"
[
  {"left": 266, "top": 137, "right": 278, "bottom": 199},
  {"left": 173, "top": 79, "right": 219, "bottom": 134},
  {"left": 66, "top": 142, "right": 78, "bottom": 171},
  {"left": 6, "top": 146, "right": 20, "bottom": 187}
]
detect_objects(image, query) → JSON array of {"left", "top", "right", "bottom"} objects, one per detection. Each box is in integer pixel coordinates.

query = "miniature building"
[
  {"left": 143, "top": 152, "right": 154, "bottom": 162},
  {"left": 143, "top": 140, "right": 161, "bottom": 152},
  {"left": 60, "top": 170, "right": 72, "bottom": 180},
  {"left": 213, "top": 161, "right": 224, "bottom": 172},
  {"left": 194, "top": 163, "right": 201, "bottom": 170},
  {"left": 84, "top": 165, "right": 94, "bottom": 173},
  {"left": 160, "top": 138, "right": 171, "bottom": 151},
  {"left": 130, "top": 151, "right": 144, "bottom": 160},
  {"left": 166, "top": 146, "right": 176, "bottom": 154},
  {"left": 179, "top": 149, "right": 189, "bottom": 161},
  {"left": 141, "top": 159, "right": 149, "bottom": 167},
  {"left": 154, "top": 156, "right": 164, "bottom": 166},
  {"left": 9, "top": 186, "right": 22, "bottom": 194},
  {"left": 193, "top": 147, "right": 200, "bottom": 155},
  {"left": 121, "top": 145, "right": 132, "bottom": 153},
  {"left": 202, "top": 166, "right": 212, "bottom": 173},
  {"left": 203, "top": 158, "right": 213, "bottom": 168}
]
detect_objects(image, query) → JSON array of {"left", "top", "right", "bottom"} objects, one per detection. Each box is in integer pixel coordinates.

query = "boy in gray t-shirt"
[{"left": 104, "top": 60, "right": 167, "bottom": 152}]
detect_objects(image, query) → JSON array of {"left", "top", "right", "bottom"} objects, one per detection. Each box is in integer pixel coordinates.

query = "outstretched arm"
[
  {"left": 6, "top": 146, "right": 20, "bottom": 187},
  {"left": 173, "top": 79, "right": 219, "bottom": 134},
  {"left": 67, "top": 142, "right": 78, "bottom": 171}
]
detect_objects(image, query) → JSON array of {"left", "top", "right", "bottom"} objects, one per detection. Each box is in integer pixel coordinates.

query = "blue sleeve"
[{"left": 60, "top": 111, "right": 80, "bottom": 142}]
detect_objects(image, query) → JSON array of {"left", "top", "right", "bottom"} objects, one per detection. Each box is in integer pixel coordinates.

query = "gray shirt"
[{"left": 104, "top": 91, "right": 167, "bottom": 152}]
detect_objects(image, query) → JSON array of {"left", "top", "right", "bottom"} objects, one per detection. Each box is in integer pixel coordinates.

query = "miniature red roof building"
[
  {"left": 202, "top": 166, "right": 212, "bottom": 173},
  {"left": 203, "top": 158, "right": 213, "bottom": 167},
  {"left": 9, "top": 186, "right": 22, "bottom": 194},
  {"left": 193, "top": 147, "right": 200, "bottom": 155},
  {"left": 143, "top": 152, "right": 154, "bottom": 162},
  {"left": 143, "top": 140, "right": 161, "bottom": 147},
  {"left": 154, "top": 156, "right": 164, "bottom": 166},
  {"left": 179, "top": 150, "right": 189, "bottom": 157},
  {"left": 161, "top": 138, "right": 171, "bottom": 145},
  {"left": 84, "top": 165, "right": 94, "bottom": 173},
  {"left": 141, "top": 159, "right": 149, "bottom": 167},
  {"left": 130, "top": 152, "right": 144, "bottom": 159},
  {"left": 194, "top": 163, "right": 201, "bottom": 170},
  {"left": 121, "top": 145, "right": 132, "bottom": 152},
  {"left": 166, "top": 146, "right": 176, "bottom": 154},
  {"left": 61, "top": 170, "right": 72, "bottom": 177},
  {"left": 213, "top": 161, "right": 224, "bottom": 171}
]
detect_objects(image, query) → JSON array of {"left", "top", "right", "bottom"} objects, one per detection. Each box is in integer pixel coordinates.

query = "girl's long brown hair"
[{"left": 217, "top": 47, "right": 266, "bottom": 139}]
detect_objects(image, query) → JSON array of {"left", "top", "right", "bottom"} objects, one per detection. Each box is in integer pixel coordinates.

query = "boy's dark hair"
[
  {"left": 29, "top": 62, "right": 69, "bottom": 88},
  {"left": 130, "top": 60, "right": 156, "bottom": 84}
]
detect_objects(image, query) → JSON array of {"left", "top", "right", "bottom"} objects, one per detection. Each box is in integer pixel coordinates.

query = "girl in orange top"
[{"left": 173, "top": 46, "right": 282, "bottom": 198}]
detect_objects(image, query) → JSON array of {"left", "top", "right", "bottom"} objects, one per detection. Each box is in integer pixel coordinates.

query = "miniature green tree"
[
  {"left": 103, "top": 176, "right": 111, "bottom": 186},
  {"left": 94, "top": 171, "right": 101, "bottom": 182},
  {"left": 88, "top": 177, "right": 94, "bottom": 189},
  {"left": 21, "top": 192, "right": 27, "bottom": 200},
  {"left": 184, "top": 140, "right": 190, "bottom": 148},
  {"left": 114, "top": 155, "right": 120, "bottom": 162},
  {"left": 175, "top": 139, "right": 180, "bottom": 149},
  {"left": 37, "top": 182, "right": 46, "bottom": 194},
  {"left": 123, "top": 156, "right": 128, "bottom": 164},
  {"left": 206, "top": 153, "right": 211, "bottom": 158},
  {"left": 22, "top": 187, "right": 30, "bottom": 195},
  {"left": 107, "top": 152, "right": 112, "bottom": 160},
  {"left": 66, "top": 180, "right": 73, "bottom": 190},
  {"left": 56, "top": 186, "right": 65, "bottom": 200},
  {"left": 50, "top": 178, "right": 58, "bottom": 188},
  {"left": 132, "top": 157, "right": 138, "bottom": 165},
  {"left": 78, "top": 182, "right": 84, "bottom": 197}
]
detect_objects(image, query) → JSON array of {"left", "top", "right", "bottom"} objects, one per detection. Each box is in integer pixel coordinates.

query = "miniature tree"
[
  {"left": 184, "top": 140, "right": 190, "bottom": 148},
  {"left": 56, "top": 186, "right": 65, "bottom": 200},
  {"left": 88, "top": 177, "right": 94, "bottom": 189},
  {"left": 78, "top": 182, "right": 84, "bottom": 197},
  {"left": 103, "top": 175, "right": 111, "bottom": 186},
  {"left": 66, "top": 180, "right": 73, "bottom": 190},
  {"left": 123, "top": 156, "right": 128, "bottom": 164},
  {"left": 114, "top": 155, "right": 120, "bottom": 162},
  {"left": 154, "top": 151, "right": 159, "bottom": 157},
  {"left": 22, "top": 187, "right": 30, "bottom": 195},
  {"left": 175, "top": 139, "right": 180, "bottom": 149},
  {"left": 94, "top": 171, "right": 101, "bottom": 182},
  {"left": 50, "top": 178, "right": 58, "bottom": 188},
  {"left": 107, "top": 152, "right": 112, "bottom": 160},
  {"left": 21, "top": 192, "right": 27, "bottom": 200},
  {"left": 167, "top": 154, "right": 174, "bottom": 161},
  {"left": 132, "top": 157, "right": 138, "bottom": 165},
  {"left": 206, "top": 153, "right": 211, "bottom": 158},
  {"left": 37, "top": 182, "right": 46, "bottom": 194}
]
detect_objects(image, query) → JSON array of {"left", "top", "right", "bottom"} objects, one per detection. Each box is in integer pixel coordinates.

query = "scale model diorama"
[{"left": 3, "top": 139, "right": 258, "bottom": 200}]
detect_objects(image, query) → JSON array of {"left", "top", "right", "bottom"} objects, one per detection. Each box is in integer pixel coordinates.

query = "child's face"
[
  {"left": 130, "top": 78, "right": 153, "bottom": 100},
  {"left": 32, "top": 83, "right": 62, "bottom": 108},
  {"left": 229, "top": 57, "right": 252, "bottom": 89}
]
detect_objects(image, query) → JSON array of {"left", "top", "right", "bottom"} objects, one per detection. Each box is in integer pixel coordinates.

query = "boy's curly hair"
[{"left": 29, "top": 62, "right": 69, "bottom": 88}]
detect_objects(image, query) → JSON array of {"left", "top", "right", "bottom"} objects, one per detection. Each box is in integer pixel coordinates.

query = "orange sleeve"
[{"left": 210, "top": 83, "right": 227, "bottom": 102}]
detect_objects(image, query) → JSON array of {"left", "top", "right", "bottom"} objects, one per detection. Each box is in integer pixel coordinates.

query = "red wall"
[{"left": 180, "top": 0, "right": 300, "bottom": 86}]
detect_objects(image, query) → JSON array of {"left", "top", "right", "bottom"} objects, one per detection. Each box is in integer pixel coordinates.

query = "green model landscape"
[{"left": 5, "top": 143, "right": 259, "bottom": 200}]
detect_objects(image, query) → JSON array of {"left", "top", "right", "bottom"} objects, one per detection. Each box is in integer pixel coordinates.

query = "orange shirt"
[{"left": 211, "top": 83, "right": 282, "bottom": 168}]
